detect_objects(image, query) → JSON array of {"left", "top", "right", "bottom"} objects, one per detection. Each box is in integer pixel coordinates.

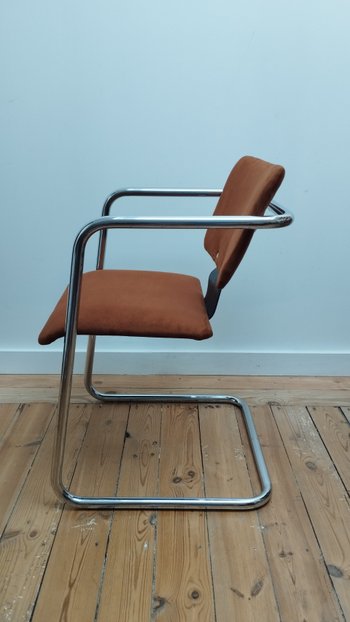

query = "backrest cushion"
[{"left": 204, "top": 156, "right": 285, "bottom": 289}]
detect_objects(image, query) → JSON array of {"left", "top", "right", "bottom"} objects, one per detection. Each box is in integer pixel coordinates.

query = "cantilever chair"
[{"left": 39, "top": 155, "right": 293, "bottom": 511}]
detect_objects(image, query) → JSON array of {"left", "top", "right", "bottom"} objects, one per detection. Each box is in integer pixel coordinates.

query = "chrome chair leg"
[
  {"left": 52, "top": 336, "right": 272, "bottom": 510},
  {"left": 84, "top": 335, "right": 97, "bottom": 399}
]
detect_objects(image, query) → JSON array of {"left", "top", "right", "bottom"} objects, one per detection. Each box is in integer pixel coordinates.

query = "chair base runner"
[{"left": 52, "top": 382, "right": 272, "bottom": 511}]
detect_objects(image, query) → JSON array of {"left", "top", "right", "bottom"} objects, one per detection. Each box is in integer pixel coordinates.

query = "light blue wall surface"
[{"left": 1, "top": 1, "right": 349, "bottom": 374}]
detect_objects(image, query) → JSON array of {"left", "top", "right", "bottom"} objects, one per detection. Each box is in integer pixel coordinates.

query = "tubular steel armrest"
[
  {"left": 96, "top": 188, "right": 293, "bottom": 268},
  {"left": 98, "top": 188, "right": 222, "bottom": 268},
  {"left": 101, "top": 188, "right": 223, "bottom": 216},
  {"left": 93, "top": 212, "right": 292, "bottom": 231}
]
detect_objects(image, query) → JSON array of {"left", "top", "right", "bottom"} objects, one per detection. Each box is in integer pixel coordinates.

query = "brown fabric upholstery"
[
  {"left": 204, "top": 156, "right": 285, "bottom": 289},
  {"left": 38, "top": 269, "right": 213, "bottom": 345}
]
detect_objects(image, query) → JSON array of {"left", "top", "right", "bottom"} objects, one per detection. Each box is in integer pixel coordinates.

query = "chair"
[{"left": 39, "top": 155, "right": 293, "bottom": 510}]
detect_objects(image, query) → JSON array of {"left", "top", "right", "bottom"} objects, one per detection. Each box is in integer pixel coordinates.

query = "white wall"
[{"left": 1, "top": 0, "right": 349, "bottom": 374}]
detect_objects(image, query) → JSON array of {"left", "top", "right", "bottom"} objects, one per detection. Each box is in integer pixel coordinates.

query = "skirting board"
[{"left": 0, "top": 350, "right": 349, "bottom": 376}]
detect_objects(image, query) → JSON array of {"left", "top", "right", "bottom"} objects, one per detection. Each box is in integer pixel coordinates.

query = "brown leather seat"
[{"left": 38, "top": 269, "right": 213, "bottom": 344}]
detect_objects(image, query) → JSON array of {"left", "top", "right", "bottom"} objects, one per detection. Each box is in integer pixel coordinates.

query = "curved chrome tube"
[
  {"left": 101, "top": 187, "right": 223, "bottom": 216},
  {"left": 96, "top": 187, "right": 293, "bottom": 269},
  {"left": 52, "top": 393, "right": 271, "bottom": 511},
  {"left": 98, "top": 188, "right": 222, "bottom": 268}
]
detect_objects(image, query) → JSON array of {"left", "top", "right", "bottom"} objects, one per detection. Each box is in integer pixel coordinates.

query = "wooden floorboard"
[{"left": 0, "top": 376, "right": 349, "bottom": 621}]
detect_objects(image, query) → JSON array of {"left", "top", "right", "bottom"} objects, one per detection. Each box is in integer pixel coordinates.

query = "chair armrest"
[
  {"left": 98, "top": 189, "right": 292, "bottom": 268},
  {"left": 78, "top": 209, "right": 294, "bottom": 273},
  {"left": 98, "top": 188, "right": 224, "bottom": 268},
  {"left": 102, "top": 188, "right": 223, "bottom": 216},
  {"left": 96, "top": 202, "right": 293, "bottom": 267}
]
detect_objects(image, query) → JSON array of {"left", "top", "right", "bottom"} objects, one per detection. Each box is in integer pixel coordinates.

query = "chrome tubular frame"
[{"left": 52, "top": 189, "right": 293, "bottom": 510}]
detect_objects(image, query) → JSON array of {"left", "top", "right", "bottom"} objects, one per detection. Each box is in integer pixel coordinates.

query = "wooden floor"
[{"left": 0, "top": 375, "right": 349, "bottom": 621}]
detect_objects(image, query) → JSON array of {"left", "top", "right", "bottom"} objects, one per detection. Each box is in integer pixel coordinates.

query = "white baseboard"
[{"left": 0, "top": 349, "right": 349, "bottom": 376}]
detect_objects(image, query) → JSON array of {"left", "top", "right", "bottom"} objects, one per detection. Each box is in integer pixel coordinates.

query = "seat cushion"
[{"left": 38, "top": 269, "right": 213, "bottom": 345}]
